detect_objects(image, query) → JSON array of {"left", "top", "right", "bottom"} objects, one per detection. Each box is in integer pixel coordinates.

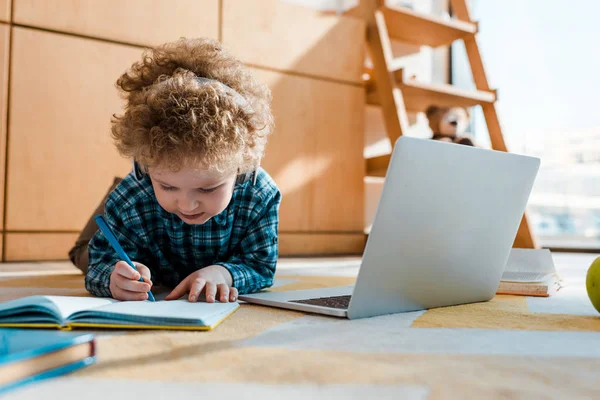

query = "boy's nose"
[{"left": 178, "top": 197, "right": 200, "bottom": 212}]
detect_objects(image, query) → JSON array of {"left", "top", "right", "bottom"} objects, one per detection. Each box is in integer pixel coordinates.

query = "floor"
[
  {"left": 1, "top": 252, "right": 599, "bottom": 399},
  {"left": 0, "top": 256, "right": 363, "bottom": 280},
  {"left": 0, "top": 252, "right": 596, "bottom": 281}
]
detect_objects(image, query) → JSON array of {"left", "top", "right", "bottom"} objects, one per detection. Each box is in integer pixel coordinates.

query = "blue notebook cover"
[{"left": 0, "top": 329, "right": 96, "bottom": 394}]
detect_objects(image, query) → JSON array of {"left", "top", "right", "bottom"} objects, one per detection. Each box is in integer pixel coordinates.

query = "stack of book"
[
  {"left": 496, "top": 248, "right": 562, "bottom": 297},
  {"left": 0, "top": 329, "right": 96, "bottom": 394}
]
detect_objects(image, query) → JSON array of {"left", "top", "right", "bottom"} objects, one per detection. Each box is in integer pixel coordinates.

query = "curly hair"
[{"left": 111, "top": 37, "right": 274, "bottom": 174}]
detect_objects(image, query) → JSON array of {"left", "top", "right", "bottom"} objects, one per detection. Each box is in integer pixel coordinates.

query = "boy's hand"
[
  {"left": 165, "top": 265, "right": 238, "bottom": 303},
  {"left": 109, "top": 261, "right": 153, "bottom": 301}
]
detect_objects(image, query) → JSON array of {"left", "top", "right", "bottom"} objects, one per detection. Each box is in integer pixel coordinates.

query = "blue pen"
[{"left": 93, "top": 215, "right": 155, "bottom": 302}]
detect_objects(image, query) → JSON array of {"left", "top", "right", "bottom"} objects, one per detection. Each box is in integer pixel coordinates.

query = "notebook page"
[
  {"left": 45, "top": 296, "right": 117, "bottom": 319},
  {"left": 69, "top": 300, "right": 239, "bottom": 326},
  {"left": 500, "top": 271, "right": 553, "bottom": 283}
]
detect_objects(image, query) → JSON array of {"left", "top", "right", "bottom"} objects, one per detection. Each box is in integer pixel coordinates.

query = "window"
[{"left": 452, "top": 0, "right": 600, "bottom": 249}]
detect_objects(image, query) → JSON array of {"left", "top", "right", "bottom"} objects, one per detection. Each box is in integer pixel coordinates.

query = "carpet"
[{"left": 1, "top": 253, "right": 599, "bottom": 399}]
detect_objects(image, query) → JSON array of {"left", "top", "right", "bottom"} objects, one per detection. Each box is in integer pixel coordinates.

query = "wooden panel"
[
  {"left": 4, "top": 232, "right": 366, "bottom": 260},
  {"left": 5, "top": 233, "right": 79, "bottom": 261},
  {"left": 0, "top": 260, "right": 79, "bottom": 275},
  {"left": 13, "top": 0, "right": 218, "bottom": 46},
  {"left": 279, "top": 233, "right": 366, "bottom": 256},
  {"left": 222, "top": 0, "right": 364, "bottom": 83},
  {"left": 364, "top": 177, "right": 383, "bottom": 234},
  {"left": 0, "top": 24, "right": 8, "bottom": 229},
  {"left": 256, "top": 69, "right": 365, "bottom": 232},
  {"left": 0, "top": 0, "right": 10, "bottom": 22},
  {"left": 7, "top": 28, "right": 138, "bottom": 230},
  {"left": 364, "top": 105, "right": 391, "bottom": 160}
]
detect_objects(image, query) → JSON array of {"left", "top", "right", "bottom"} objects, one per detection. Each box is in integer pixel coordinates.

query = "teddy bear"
[{"left": 425, "top": 105, "right": 475, "bottom": 146}]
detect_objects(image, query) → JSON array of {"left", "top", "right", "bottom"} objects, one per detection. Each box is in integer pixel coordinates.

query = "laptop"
[{"left": 239, "top": 136, "right": 540, "bottom": 319}]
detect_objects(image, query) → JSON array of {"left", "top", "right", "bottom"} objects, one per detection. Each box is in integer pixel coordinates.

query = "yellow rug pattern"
[{"left": 1, "top": 271, "right": 600, "bottom": 399}]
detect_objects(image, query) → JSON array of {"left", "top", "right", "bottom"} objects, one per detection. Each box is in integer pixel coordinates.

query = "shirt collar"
[{"left": 211, "top": 208, "right": 228, "bottom": 226}]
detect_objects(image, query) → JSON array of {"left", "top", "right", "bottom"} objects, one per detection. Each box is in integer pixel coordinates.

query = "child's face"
[{"left": 148, "top": 165, "right": 236, "bottom": 225}]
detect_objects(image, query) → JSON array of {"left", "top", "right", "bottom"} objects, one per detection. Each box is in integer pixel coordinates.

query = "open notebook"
[{"left": 0, "top": 296, "right": 239, "bottom": 331}]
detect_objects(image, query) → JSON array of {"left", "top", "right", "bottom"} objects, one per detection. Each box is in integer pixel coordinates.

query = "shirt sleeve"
[
  {"left": 85, "top": 196, "right": 152, "bottom": 298},
  {"left": 216, "top": 189, "right": 281, "bottom": 295}
]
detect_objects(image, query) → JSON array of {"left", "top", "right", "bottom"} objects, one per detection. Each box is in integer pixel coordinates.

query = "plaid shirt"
[{"left": 85, "top": 168, "right": 281, "bottom": 297}]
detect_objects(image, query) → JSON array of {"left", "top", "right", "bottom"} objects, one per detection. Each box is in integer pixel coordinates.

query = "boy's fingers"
[
  {"left": 205, "top": 282, "right": 217, "bottom": 303},
  {"left": 165, "top": 275, "right": 190, "bottom": 300},
  {"left": 134, "top": 263, "right": 152, "bottom": 284},
  {"left": 118, "top": 277, "right": 151, "bottom": 293},
  {"left": 229, "top": 287, "right": 238, "bottom": 302},
  {"left": 217, "top": 284, "right": 229, "bottom": 303},
  {"left": 188, "top": 278, "right": 206, "bottom": 303},
  {"left": 112, "top": 287, "right": 148, "bottom": 301},
  {"left": 115, "top": 261, "right": 140, "bottom": 280}
]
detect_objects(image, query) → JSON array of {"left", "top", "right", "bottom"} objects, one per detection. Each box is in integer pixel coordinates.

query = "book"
[
  {"left": 0, "top": 296, "right": 239, "bottom": 331},
  {"left": 496, "top": 248, "right": 562, "bottom": 297},
  {"left": 0, "top": 329, "right": 96, "bottom": 394}
]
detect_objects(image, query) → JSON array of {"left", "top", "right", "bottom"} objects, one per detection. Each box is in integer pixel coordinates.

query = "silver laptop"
[{"left": 239, "top": 136, "right": 540, "bottom": 319}]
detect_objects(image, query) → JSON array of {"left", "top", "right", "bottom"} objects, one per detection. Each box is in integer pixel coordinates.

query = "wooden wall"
[{"left": 0, "top": 0, "right": 366, "bottom": 261}]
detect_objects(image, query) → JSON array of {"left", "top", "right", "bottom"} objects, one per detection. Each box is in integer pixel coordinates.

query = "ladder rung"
[
  {"left": 365, "top": 73, "right": 496, "bottom": 112},
  {"left": 382, "top": 5, "right": 477, "bottom": 48}
]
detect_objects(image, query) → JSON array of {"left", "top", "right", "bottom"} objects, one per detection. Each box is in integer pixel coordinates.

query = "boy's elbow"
[
  {"left": 261, "top": 276, "right": 274, "bottom": 290},
  {"left": 259, "top": 264, "right": 275, "bottom": 288},
  {"left": 235, "top": 274, "right": 273, "bottom": 296}
]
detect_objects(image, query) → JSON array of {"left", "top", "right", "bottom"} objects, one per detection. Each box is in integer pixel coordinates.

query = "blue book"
[{"left": 0, "top": 329, "right": 96, "bottom": 394}]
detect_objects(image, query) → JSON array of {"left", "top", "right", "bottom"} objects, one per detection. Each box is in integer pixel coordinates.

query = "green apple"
[{"left": 586, "top": 256, "right": 600, "bottom": 313}]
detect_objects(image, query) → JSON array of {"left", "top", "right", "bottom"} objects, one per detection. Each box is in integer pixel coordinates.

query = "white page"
[
  {"left": 45, "top": 296, "right": 117, "bottom": 319},
  {"left": 89, "top": 299, "right": 238, "bottom": 322},
  {"left": 500, "top": 271, "right": 553, "bottom": 283},
  {"left": 503, "top": 248, "right": 556, "bottom": 273}
]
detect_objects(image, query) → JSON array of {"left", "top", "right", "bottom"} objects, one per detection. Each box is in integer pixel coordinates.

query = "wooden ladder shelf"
[{"left": 349, "top": 0, "right": 537, "bottom": 248}]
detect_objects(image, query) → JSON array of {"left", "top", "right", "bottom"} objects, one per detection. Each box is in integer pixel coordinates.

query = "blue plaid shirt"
[{"left": 85, "top": 168, "right": 281, "bottom": 297}]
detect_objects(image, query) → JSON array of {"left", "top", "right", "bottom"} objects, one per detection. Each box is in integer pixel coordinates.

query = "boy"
[{"left": 71, "top": 37, "right": 280, "bottom": 303}]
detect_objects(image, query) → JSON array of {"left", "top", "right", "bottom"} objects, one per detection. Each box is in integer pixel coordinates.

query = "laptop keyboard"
[{"left": 289, "top": 295, "right": 352, "bottom": 309}]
